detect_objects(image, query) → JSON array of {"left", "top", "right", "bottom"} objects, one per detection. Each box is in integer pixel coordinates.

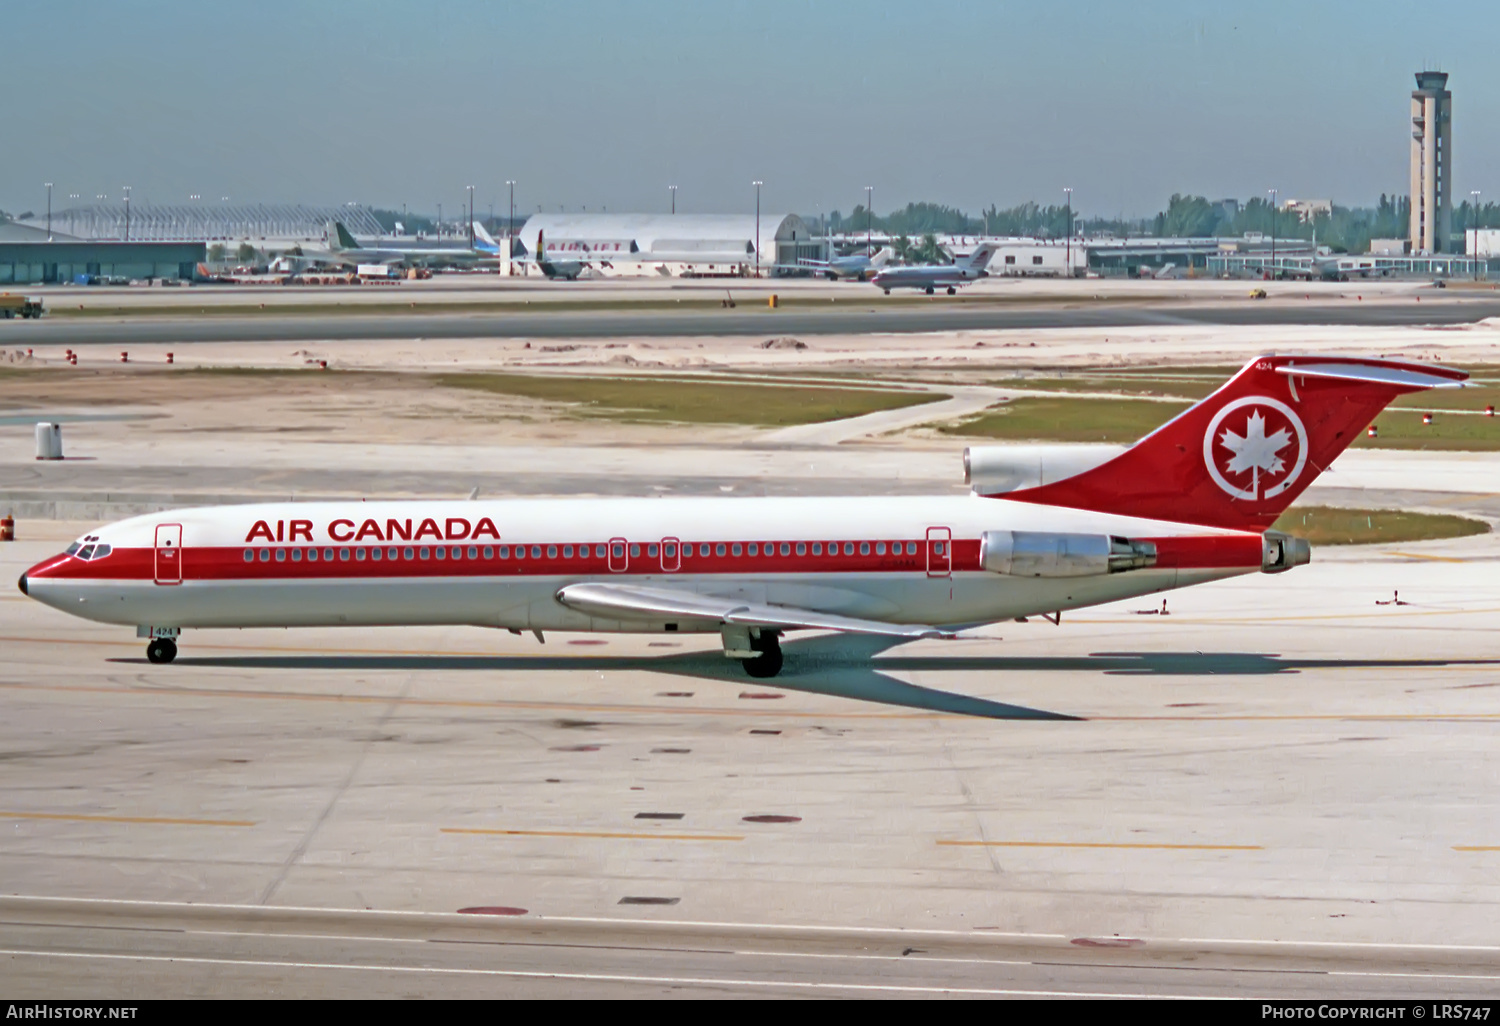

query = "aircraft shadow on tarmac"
[{"left": 126, "top": 635, "right": 1500, "bottom": 723}]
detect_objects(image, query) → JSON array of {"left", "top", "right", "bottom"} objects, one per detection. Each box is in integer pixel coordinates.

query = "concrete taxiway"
[{"left": 3, "top": 525, "right": 1500, "bottom": 997}]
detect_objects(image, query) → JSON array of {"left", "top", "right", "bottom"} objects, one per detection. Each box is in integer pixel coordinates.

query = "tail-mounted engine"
[
  {"left": 980, "top": 530, "right": 1157, "bottom": 578},
  {"left": 1261, "top": 531, "right": 1310, "bottom": 574}
]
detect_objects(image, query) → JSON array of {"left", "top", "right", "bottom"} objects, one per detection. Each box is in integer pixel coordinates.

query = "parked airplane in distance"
[
  {"left": 291, "top": 221, "right": 489, "bottom": 269},
  {"left": 871, "top": 243, "right": 998, "bottom": 294},
  {"left": 530, "top": 229, "right": 588, "bottom": 280},
  {"left": 19, "top": 356, "right": 1464, "bottom": 684},
  {"left": 796, "top": 246, "right": 895, "bottom": 281}
]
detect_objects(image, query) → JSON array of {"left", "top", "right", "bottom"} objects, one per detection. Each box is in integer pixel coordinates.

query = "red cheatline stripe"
[{"left": 30, "top": 533, "right": 1262, "bottom": 583}]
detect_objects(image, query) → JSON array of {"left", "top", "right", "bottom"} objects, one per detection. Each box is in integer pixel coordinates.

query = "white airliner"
[
  {"left": 19, "top": 356, "right": 1464, "bottom": 680},
  {"left": 870, "top": 243, "right": 998, "bottom": 295}
]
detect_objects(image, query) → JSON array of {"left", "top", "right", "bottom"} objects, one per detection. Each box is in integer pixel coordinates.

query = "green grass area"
[
  {"left": 433, "top": 373, "right": 948, "bottom": 426},
  {"left": 989, "top": 373, "right": 1226, "bottom": 400},
  {"left": 1273, "top": 506, "right": 1489, "bottom": 545},
  {"left": 1352, "top": 407, "right": 1500, "bottom": 450},
  {"left": 940, "top": 395, "right": 1190, "bottom": 443}
]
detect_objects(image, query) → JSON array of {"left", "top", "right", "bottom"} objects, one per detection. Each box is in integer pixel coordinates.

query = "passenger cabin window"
[
  {"left": 748, "top": 544, "right": 758, "bottom": 556},
  {"left": 243, "top": 550, "right": 254, "bottom": 562}
]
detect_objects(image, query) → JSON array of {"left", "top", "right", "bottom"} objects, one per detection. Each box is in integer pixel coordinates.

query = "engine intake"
[{"left": 980, "top": 530, "right": 1157, "bottom": 578}]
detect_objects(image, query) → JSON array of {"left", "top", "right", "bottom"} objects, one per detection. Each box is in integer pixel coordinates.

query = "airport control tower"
[{"left": 1410, "top": 71, "right": 1452, "bottom": 254}]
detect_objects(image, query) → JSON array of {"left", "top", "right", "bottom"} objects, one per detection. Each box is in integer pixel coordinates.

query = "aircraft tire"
[
  {"left": 947, "top": 286, "right": 956, "bottom": 295},
  {"left": 924, "top": 286, "right": 934, "bottom": 295},
  {"left": 742, "top": 632, "right": 783, "bottom": 678},
  {"left": 146, "top": 638, "right": 177, "bottom": 664},
  {"left": 883, "top": 289, "right": 891, "bottom": 295}
]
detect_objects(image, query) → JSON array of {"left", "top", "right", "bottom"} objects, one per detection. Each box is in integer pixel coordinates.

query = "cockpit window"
[
  {"left": 66, "top": 543, "right": 82, "bottom": 555},
  {"left": 91, "top": 544, "right": 111, "bottom": 559},
  {"left": 77, "top": 545, "right": 96, "bottom": 560}
]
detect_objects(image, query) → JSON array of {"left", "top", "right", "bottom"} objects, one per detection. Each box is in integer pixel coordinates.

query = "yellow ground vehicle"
[{"left": 0, "top": 294, "right": 44, "bottom": 319}]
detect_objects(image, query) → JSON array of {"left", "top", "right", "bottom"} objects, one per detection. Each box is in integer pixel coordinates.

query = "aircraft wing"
[{"left": 554, "top": 581, "right": 948, "bottom": 638}]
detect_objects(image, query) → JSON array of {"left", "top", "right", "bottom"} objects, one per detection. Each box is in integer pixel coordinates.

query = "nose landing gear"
[{"left": 146, "top": 638, "right": 177, "bottom": 664}]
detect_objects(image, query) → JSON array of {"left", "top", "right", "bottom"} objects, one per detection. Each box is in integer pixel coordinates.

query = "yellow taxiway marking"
[
  {"left": 937, "top": 840, "right": 1262, "bottom": 851},
  {"left": 1076, "top": 605, "right": 1500, "bottom": 625},
  {"left": 1453, "top": 846, "right": 1500, "bottom": 852},
  {"left": 1382, "top": 551, "right": 1472, "bottom": 563},
  {"left": 0, "top": 679, "right": 938, "bottom": 720},
  {"left": 442, "top": 827, "right": 744, "bottom": 842},
  {"left": 0, "top": 810, "right": 255, "bottom": 828}
]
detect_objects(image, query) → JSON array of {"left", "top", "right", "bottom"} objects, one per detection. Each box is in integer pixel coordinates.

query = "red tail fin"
[{"left": 1004, "top": 355, "right": 1467, "bottom": 530}]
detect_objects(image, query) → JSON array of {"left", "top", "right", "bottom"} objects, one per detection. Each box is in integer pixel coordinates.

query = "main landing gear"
[
  {"left": 146, "top": 638, "right": 177, "bottom": 664},
  {"left": 742, "top": 631, "right": 783, "bottom": 679}
]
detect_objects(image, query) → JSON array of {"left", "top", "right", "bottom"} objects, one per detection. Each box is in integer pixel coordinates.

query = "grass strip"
[
  {"left": 940, "top": 395, "right": 1191, "bottom": 443},
  {"left": 434, "top": 373, "right": 946, "bottom": 426},
  {"left": 1273, "top": 506, "right": 1489, "bottom": 545}
]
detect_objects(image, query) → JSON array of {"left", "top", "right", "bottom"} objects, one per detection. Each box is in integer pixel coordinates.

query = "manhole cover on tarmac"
[
  {"left": 619, "top": 896, "right": 680, "bottom": 906},
  {"left": 738, "top": 692, "right": 784, "bottom": 700},
  {"left": 742, "top": 815, "right": 802, "bottom": 824},
  {"left": 457, "top": 906, "right": 528, "bottom": 916}
]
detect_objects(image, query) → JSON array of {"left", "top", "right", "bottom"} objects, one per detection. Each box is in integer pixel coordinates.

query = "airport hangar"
[
  {"left": 0, "top": 220, "right": 206, "bottom": 285},
  {"left": 514, "top": 212, "right": 825, "bottom": 276}
]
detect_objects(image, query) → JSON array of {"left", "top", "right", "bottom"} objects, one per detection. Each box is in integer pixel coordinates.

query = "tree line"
[{"left": 817, "top": 194, "right": 1500, "bottom": 254}]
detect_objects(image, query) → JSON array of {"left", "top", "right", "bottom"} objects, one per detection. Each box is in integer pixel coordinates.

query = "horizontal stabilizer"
[
  {"left": 555, "top": 582, "right": 946, "bottom": 638},
  {"left": 1276, "top": 360, "right": 1467, "bottom": 390}
]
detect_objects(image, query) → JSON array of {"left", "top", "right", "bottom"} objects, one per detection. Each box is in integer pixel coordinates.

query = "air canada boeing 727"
[{"left": 19, "top": 356, "right": 1464, "bottom": 681}]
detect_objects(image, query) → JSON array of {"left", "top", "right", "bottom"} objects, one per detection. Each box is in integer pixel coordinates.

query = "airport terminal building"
[{"left": 517, "top": 213, "right": 822, "bottom": 276}]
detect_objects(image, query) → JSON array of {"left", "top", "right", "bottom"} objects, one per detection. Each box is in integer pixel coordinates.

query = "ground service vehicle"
[{"left": 0, "top": 294, "right": 43, "bottom": 319}]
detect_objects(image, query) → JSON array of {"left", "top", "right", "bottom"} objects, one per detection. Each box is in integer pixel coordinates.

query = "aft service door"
[
  {"left": 925, "top": 526, "right": 952, "bottom": 579},
  {"left": 154, "top": 524, "right": 183, "bottom": 585}
]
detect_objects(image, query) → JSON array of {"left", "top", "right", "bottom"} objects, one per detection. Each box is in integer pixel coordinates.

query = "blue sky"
[{"left": 2, "top": 1, "right": 1494, "bottom": 219}]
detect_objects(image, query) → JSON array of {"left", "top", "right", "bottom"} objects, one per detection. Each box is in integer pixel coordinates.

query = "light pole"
[
  {"left": 865, "top": 185, "right": 873, "bottom": 255},
  {"left": 123, "top": 186, "right": 132, "bottom": 242},
  {"left": 753, "top": 180, "right": 763, "bottom": 277},
  {"left": 45, "top": 183, "right": 52, "bottom": 239},
  {"left": 1472, "top": 190, "right": 1483, "bottom": 280},
  {"left": 669, "top": 184, "right": 677, "bottom": 215},
  {"left": 467, "top": 185, "right": 475, "bottom": 248},
  {"left": 1267, "top": 188, "right": 1277, "bottom": 280},
  {"left": 68, "top": 193, "right": 78, "bottom": 236},
  {"left": 1063, "top": 187, "right": 1073, "bottom": 277},
  {"left": 506, "top": 180, "right": 515, "bottom": 237}
]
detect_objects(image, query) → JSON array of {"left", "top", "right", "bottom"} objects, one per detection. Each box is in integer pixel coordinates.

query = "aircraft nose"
[{"left": 17, "top": 573, "right": 27, "bottom": 596}]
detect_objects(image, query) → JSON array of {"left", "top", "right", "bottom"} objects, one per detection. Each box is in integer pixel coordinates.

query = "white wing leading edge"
[{"left": 554, "top": 582, "right": 948, "bottom": 639}]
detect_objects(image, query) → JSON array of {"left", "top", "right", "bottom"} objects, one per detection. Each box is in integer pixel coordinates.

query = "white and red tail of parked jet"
[{"left": 20, "top": 355, "right": 1465, "bottom": 678}]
